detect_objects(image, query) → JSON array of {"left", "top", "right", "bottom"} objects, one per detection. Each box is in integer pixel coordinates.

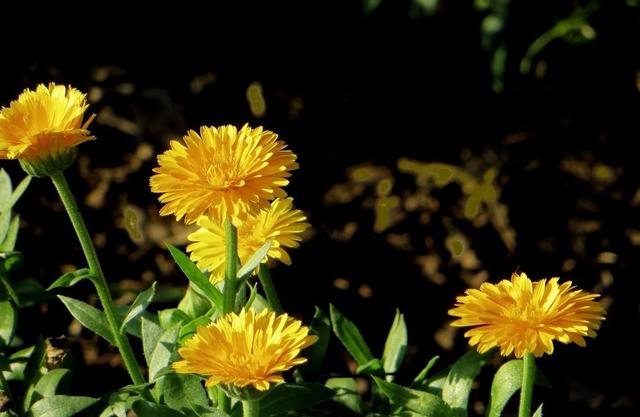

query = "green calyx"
[{"left": 19, "top": 147, "right": 78, "bottom": 177}]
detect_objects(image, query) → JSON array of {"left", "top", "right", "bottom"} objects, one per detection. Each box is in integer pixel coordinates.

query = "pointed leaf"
[
  {"left": 442, "top": 349, "right": 494, "bottom": 417},
  {"left": 120, "top": 282, "right": 156, "bottom": 331},
  {"left": 236, "top": 240, "right": 272, "bottom": 279},
  {"left": 382, "top": 309, "right": 407, "bottom": 381},
  {"left": 132, "top": 399, "right": 186, "bottom": 417},
  {"left": 0, "top": 210, "right": 10, "bottom": 244},
  {"left": 260, "top": 383, "right": 335, "bottom": 417},
  {"left": 486, "top": 359, "right": 550, "bottom": 417},
  {"left": 7, "top": 176, "right": 31, "bottom": 209},
  {"left": 326, "top": 378, "right": 365, "bottom": 414},
  {"left": 25, "top": 369, "right": 71, "bottom": 409},
  {"left": 411, "top": 356, "right": 439, "bottom": 388},
  {"left": 161, "top": 373, "right": 208, "bottom": 413},
  {"left": 31, "top": 395, "right": 97, "bottom": 417},
  {"left": 47, "top": 269, "right": 93, "bottom": 291},
  {"left": 329, "top": 304, "right": 374, "bottom": 366},
  {"left": 0, "top": 169, "right": 11, "bottom": 213},
  {"left": 167, "top": 244, "right": 222, "bottom": 309},
  {"left": 57, "top": 295, "right": 115, "bottom": 345},
  {"left": 373, "top": 376, "right": 452, "bottom": 417},
  {"left": 159, "top": 308, "right": 190, "bottom": 330},
  {"left": 148, "top": 326, "right": 179, "bottom": 381},
  {"left": 141, "top": 317, "right": 164, "bottom": 367},
  {"left": 533, "top": 403, "right": 543, "bottom": 417},
  {"left": 0, "top": 301, "right": 16, "bottom": 347},
  {"left": 297, "top": 307, "right": 331, "bottom": 381},
  {"left": 178, "top": 285, "right": 211, "bottom": 319},
  {"left": 0, "top": 214, "right": 20, "bottom": 252}
]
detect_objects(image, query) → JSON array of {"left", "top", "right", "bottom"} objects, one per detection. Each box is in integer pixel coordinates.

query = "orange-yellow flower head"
[
  {"left": 187, "top": 197, "right": 309, "bottom": 284},
  {"left": 173, "top": 308, "right": 317, "bottom": 392},
  {"left": 150, "top": 124, "right": 298, "bottom": 224},
  {"left": 449, "top": 272, "right": 605, "bottom": 358},
  {"left": 0, "top": 83, "right": 95, "bottom": 176}
]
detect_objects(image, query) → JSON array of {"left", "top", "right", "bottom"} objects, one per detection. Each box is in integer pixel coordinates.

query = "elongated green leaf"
[
  {"left": 31, "top": 395, "right": 97, "bottom": 417},
  {"left": 178, "top": 285, "right": 211, "bottom": 319},
  {"left": 25, "top": 369, "right": 71, "bottom": 409},
  {"left": 132, "top": 399, "right": 186, "bottom": 417},
  {"left": 178, "top": 315, "right": 211, "bottom": 345},
  {"left": 0, "top": 211, "right": 10, "bottom": 244},
  {"left": 7, "top": 176, "right": 31, "bottom": 209},
  {"left": 260, "top": 383, "right": 335, "bottom": 417},
  {"left": 47, "top": 269, "right": 93, "bottom": 291},
  {"left": 23, "top": 339, "right": 46, "bottom": 384},
  {"left": 159, "top": 308, "right": 190, "bottom": 330},
  {"left": 442, "top": 349, "right": 494, "bottom": 417},
  {"left": 120, "top": 282, "right": 156, "bottom": 331},
  {"left": 297, "top": 307, "right": 331, "bottom": 381},
  {"left": 382, "top": 309, "right": 407, "bottom": 381},
  {"left": 0, "top": 170, "right": 11, "bottom": 213},
  {"left": 326, "top": 377, "right": 365, "bottom": 414},
  {"left": 533, "top": 403, "right": 543, "bottom": 417},
  {"left": 236, "top": 240, "right": 272, "bottom": 279},
  {"left": 373, "top": 376, "right": 452, "bottom": 417},
  {"left": 162, "top": 373, "right": 208, "bottom": 413},
  {"left": 167, "top": 244, "right": 223, "bottom": 309},
  {"left": 149, "top": 326, "right": 179, "bottom": 381},
  {"left": 329, "top": 304, "right": 374, "bottom": 366},
  {"left": 0, "top": 214, "right": 19, "bottom": 251},
  {"left": 486, "top": 359, "right": 550, "bottom": 417},
  {"left": 57, "top": 296, "right": 115, "bottom": 345},
  {"left": 141, "top": 317, "right": 163, "bottom": 367},
  {"left": 411, "top": 356, "right": 439, "bottom": 388},
  {"left": 356, "top": 358, "right": 384, "bottom": 375},
  {"left": 0, "top": 301, "right": 16, "bottom": 347}
]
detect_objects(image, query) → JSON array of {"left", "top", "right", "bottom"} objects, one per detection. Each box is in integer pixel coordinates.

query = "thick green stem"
[
  {"left": 216, "top": 388, "right": 230, "bottom": 413},
  {"left": 222, "top": 219, "right": 238, "bottom": 314},
  {"left": 242, "top": 399, "right": 260, "bottom": 417},
  {"left": 49, "top": 171, "right": 147, "bottom": 388},
  {"left": 257, "top": 264, "right": 282, "bottom": 314},
  {"left": 518, "top": 352, "right": 536, "bottom": 417}
]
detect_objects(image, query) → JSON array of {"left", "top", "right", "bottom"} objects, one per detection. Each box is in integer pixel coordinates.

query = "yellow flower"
[
  {"left": 187, "top": 197, "right": 309, "bottom": 284},
  {"left": 449, "top": 272, "right": 605, "bottom": 358},
  {"left": 150, "top": 124, "right": 298, "bottom": 224},
  {"left": 0, "top": 83, "right": 95, "bottom": 176},
  {"left": 173, "top": 308, "right": 317, "bottom": 391}
]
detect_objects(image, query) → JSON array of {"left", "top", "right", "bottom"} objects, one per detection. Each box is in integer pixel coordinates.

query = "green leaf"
[
  {"left": 167, "top": 244, "right": 223, "bottom": 309},
  {"left": 356, "top": 358, "right": 384, "bottom": 375},
  {"left": 0, "top": 301, "right": 16, "bottom": 347},
  {"left": 141, "top": 317, "right": 164, "bottom": 367},
  {"left": 120, "top": 282, "right": 157, "bottom": 332},
  {"left": 411, "top": 356, "right": 439, "bottom": 388},
  {"left": 1, "top": 251, "right": 23, "bottom": 273},
  {"left": 31, "top": 395, "right": 97, "bottom": 417},
  {"left": 25, "top": 369, "right": 71, "bottom": 410},
  {"left": 326, "top": 378, "right": 365, "bottom": 414},
  {"left": 7, "top": 176, "right": 31, "bottom": 210},
  {"left": 132, "top": 399, "right": 186, "bottom": 417},
  {"left": 373, "top": 376, "right": 452, "bottom": 417},
  {"left": 0, "top": 211, "right": 10, "bottom": 245},
  {"left": 57, "top": 295, "right": 115, "bottom": 345},
  {"left": 0, "top": 214, "right": 20, "bottom": 252},
  {"left": 161, "top": 373, "right": 208, "bottom": 414},
  {"left": 382, "top": 309, "right": 408, "bottom": 381},
  {"left": 485, "top": 359, "right": 550, "bottom": 417},
  {"left": 178, "top": 285, "right": 211, "bottom": 319},
  {"left": 260, "top": 383, "right": 335, "bottom": 417},
  {"left": 23, "top": 339, "right": 46, "bottom": 384},
  {"left": 533, "top": 403, "right": 543, "bottom": 417},
  {"left": 178, "top": 315, "right": 212, "bottom": 345},
  {"left": 14, "top": 278, "right": 47, "bottom": 306},
  {"left": 236, "top": 240, "right": 272, "bottom": 279},
  {"left": 148, "top": 326, "right": 179, "bottom": 381},
  {"left": 190, "top": 404, "right": 231, "bottom": 417},
  {"left": 442, "top": 349, "right": 493, "bottom": 417},
  {"left": 47, "top": 269, "right": 93, "bottom": 291},
  {"left": 329, "top": 304, "right": 375, "bottom": 367},
  {"left": 159, "top": 308, "right": 191, "bottom": 330},
  {"left": 297, "top": 307, "right": 331, "bottom": 381},
  {"left": 0, "top": 169, "right": 11, "bottom": 213}
]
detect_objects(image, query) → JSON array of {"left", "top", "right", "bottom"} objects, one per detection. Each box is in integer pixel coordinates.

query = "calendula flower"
[
  {"left": 173, "top": 308, "right": 317, "bottom": 392},
  {"left": 187, "top": 197, "right": 309, "bottom": 284},
  {"left": 150, "top": 124, "right": 298, "bottom": 224},
  {"left": 0, "top": 83, "right": 95, "bottom": 176},
  {"left": 449, "top": 272, "right": 605, "bottom": 358}
]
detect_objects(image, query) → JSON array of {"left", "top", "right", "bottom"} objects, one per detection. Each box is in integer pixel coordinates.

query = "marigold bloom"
[
  {"left": 449, "top": 272, "right": 605, "bottom": 358},
  {"left": 0, "top": 83, "right": 95, "bottom": 176},
  {"left": 150, "top": 124, "right": 298, "bottom": 224},
  {"left": 173, "top": 308, "right": 317, "bottom": 391},
  {"left": 187, "top": 197, "right": 309, "bottom": 284}
]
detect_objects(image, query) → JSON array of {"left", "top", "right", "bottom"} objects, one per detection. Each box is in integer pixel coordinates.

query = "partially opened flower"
[
  {"left": 0, "top": 83, "right": 95, "bottom": 176},
  {"left": 187, "top": 197, "right": 309, "bottom": 284},
  {"left": 150, "top": 124, "right": 298, "bottom": 224},
  {"left": 449, "top": 272, "right": 605, "bottom": 358},
  {"left": 173, "top": 308, "right": 317, "bottom": 393}
]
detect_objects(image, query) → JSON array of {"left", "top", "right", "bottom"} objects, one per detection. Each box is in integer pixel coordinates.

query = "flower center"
[
  {"left": 503, "top": 300, "right": 546, "bottom": 328},
  {"left": 205, "top": 158, "right": 247, "bottom": 190}
]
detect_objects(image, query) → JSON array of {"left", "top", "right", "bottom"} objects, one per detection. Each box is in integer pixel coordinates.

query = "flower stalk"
[
  {"left": 222, "top": 219, "right": 239, "bottom": 314},
  {"left": 242, "top": 399, "right": 259, "bottom": 417},
  {"left": 49, "top": 170, "right": 147, "bottom": 388},
  {"left": 518, "top": 352, "right": 536, "bottom": 417},
  {"left": 258, "top": 264, "right": 283, "bottom": 314}
]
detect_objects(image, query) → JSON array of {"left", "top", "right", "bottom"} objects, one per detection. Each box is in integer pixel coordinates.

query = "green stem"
[
  {"left": 257, "top": 264, "right": 283, "bottom": 314},
  {"left": 216, "top": 388, "right": 230, "bottom": 413},
  {"left": 518, "top": 352, "right": 536, "bottom": 417},
  {"left": 49, "top": 171, "right": 147, "bottom": 389},
  {"left": 222, "top": 219, "right": 238, "bottom": 314},
  {"left": 242, "top": 399, "right": 259, "bottom": 417}
]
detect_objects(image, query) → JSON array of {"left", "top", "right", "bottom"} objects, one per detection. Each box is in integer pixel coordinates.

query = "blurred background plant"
[{"left": 1, "top": 0, "right": 639, "bottom": 415}]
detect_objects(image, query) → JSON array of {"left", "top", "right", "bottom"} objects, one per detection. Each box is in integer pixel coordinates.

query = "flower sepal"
[
  {"left": 219, "top": 383, "right": 270, "bottom": 401},
  {"left": 19, "top": 147, "right": 78, "bottom": 178}
]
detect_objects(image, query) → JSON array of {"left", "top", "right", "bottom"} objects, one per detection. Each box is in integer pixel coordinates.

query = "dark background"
[{"left": 2, "top": 1, "right": 640, "bottom": 415}]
